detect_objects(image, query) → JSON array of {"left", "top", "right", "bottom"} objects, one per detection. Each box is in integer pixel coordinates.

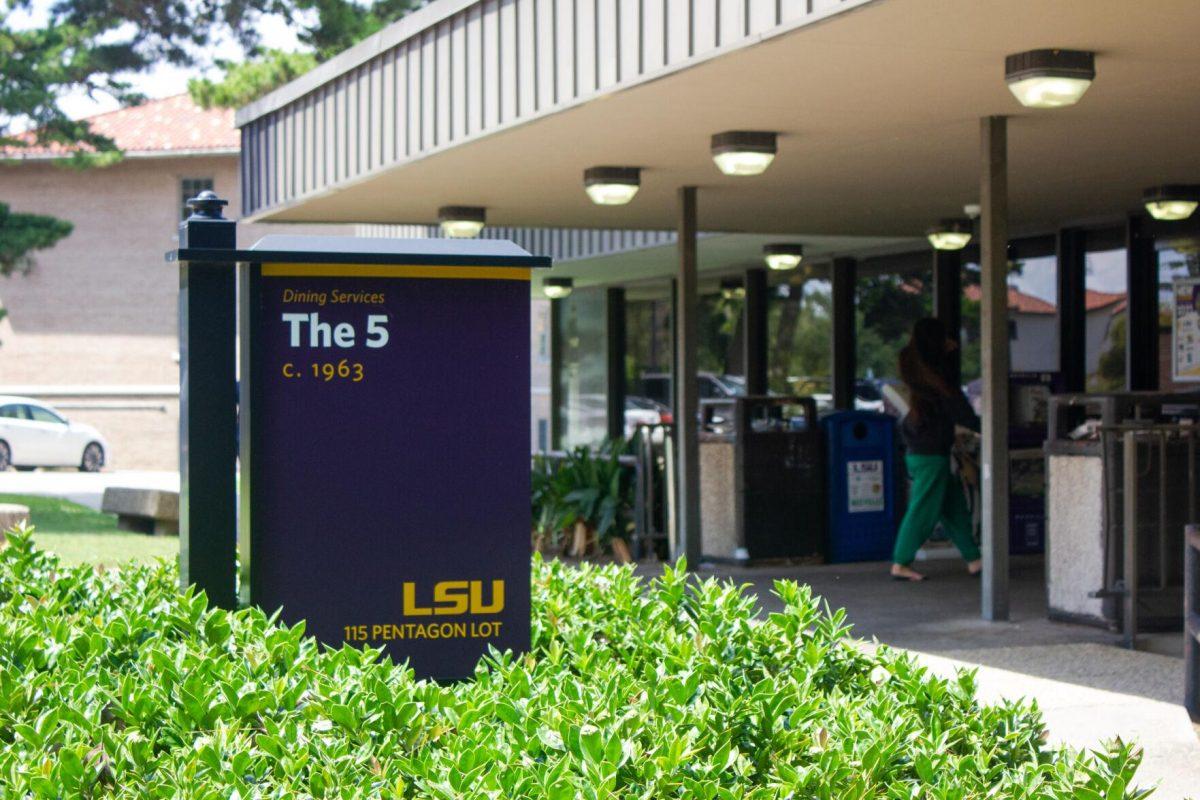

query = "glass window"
[
  {"left": 960, "top": 253, "right": 1059, "bottom": 388},
  {"left": 1006, "top": 254, "right": 1058, "bottom": 374},
  {"left": 555, "top": 287, "right": 608, "bottom": 448},
  {"left": 626, "top": 287, "right": 674, "bottom": 407},
  {"left": 181, "top": 178, "right": 215, "bottom": 220},
  {"left": 768, "top": 276, "right": 832, "bottom": 397},
  {"left": 1084, "top": 248, "right": 1128, "bottom": 391},
  {"left": 857, "top": 265, "right": 932, "bottom": 384},
  {"left": 697, "top": 291, "right": 743, "bottom": 380},
  {"left": 27, "top": 405, "right": 65, "bottom": 424},
  {"left": 0, "top": 405, "right": 27, "bottom": 419}
]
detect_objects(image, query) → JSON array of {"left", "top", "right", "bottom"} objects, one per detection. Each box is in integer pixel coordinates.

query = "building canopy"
[{"left": 238, "top": 0, "right": 1200, "bottom": 243}]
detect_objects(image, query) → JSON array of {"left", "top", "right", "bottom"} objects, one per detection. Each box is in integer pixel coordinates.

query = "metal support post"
[
  {"left": 743, "top": 268, "right": 769, "bottom": 396},
  {"left": 606, "top": 287, "right": 627, "bottom": 442},
  {"left": 548, "top": 299, "right": 563, "bottom": 450},
  {"left": 1057, "top": 228, "right": 1087, "bottom": 392},
  {"left": 675, "top": 187, "right": 701, "bottom": 566},
  {"left": 980, "top": 116, "right": 1011, "bottom": 621},
  {"left": 831, "top": 257, "right": 857, "bottom": 411},
  {"left": 1126, "top": 214, "right": 1159, "bottom": 391}
]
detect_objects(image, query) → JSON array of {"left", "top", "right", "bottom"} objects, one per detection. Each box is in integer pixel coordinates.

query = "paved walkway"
[
  {"left": 906, "top": 645, "right": 1198, "bottom": 799},
  {"left": 686, "top": 557, "right": 1200, "bottom": 798},
  {"left": 0, "top": 470, "right": 178, "bottom": 510}
]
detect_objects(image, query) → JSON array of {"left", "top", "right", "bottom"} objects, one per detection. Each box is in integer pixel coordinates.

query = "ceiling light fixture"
[
  {"left": 542, "top": 277, "right": 574, "bottom": 299},
  {"left": 927, "top": 219, "right": 973, "bottom": 251},
  {"left": 711, "top": 131, "right": 777, "bottom": 176},
  {"left": 1004, "top": 49, "right": 1095, "bottom": 109},
  {"left": 1143, "top": 185, "right": 1200, "bottom": 221},
  {"left": 438, "top": 205, "right": 486, "bottom": 238},
  {"left": 762, "top": 243, "right": 803, "bottom": 271},
  {"left": 583, "top": 166, "right": 641, "bottom": 206}
]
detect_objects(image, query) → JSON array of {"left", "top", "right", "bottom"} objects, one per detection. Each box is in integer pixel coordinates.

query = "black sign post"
[{"left": 175, "top": 192, "right": 238, "bottom": 610}]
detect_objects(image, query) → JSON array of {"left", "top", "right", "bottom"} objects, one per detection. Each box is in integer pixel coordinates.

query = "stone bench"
[
  {"left": 0, "top": 504, "right": 31, "bottom": 540},
  {"left": 101, "top": 488, "right": 179, "bottom": 536}
]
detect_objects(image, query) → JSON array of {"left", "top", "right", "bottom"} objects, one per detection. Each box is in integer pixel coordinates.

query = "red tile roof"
[
  {"left": 964, "top": 285, "right": 1126, "bottom": 314},
  {"left": 2, "top": 94, "right": 238, "bottom": 159},
  {"left": 1084, "top": 289, "right": 1127, "bottom": 313}
]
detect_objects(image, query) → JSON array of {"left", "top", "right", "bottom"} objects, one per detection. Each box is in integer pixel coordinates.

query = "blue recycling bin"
[{"left": 821, "top": 411, "right": 898, "bottom": 563}]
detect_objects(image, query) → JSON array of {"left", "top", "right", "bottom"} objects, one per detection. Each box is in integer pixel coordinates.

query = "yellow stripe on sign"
[{"left": 262, "top": 263, "right": 531, "bottom": 281}]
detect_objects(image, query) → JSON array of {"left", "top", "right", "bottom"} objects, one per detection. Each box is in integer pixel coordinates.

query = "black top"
[{"left": 900, "top": 391, "right": 980, "bottom": 456}]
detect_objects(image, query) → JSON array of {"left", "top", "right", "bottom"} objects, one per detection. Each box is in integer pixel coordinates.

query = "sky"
[
  {"left": 1009, "top": 250, "right": 1129, "bottom": 305},
  {"left": 6, "top": 0, "right": 308, "bottom": 120}
]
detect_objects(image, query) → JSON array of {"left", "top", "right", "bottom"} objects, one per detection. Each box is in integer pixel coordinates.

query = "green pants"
[{"left": 893, "top": 453, "right": 981, "bottom": 565}]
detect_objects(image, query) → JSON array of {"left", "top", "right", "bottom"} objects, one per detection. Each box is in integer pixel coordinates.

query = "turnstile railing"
[
  {"left": 1099, "top": 425, "right": 1200, "bottom": 648},
  {"left": 631, "top": 423, "right": 675, "bottom": 561}
]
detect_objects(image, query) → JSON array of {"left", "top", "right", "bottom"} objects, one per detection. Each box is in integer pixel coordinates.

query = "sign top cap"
[{"left": 249, "top": 234, "right": 536, "bottom": 259}]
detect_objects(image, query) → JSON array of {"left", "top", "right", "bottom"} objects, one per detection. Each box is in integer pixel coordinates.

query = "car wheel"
[
  {"left": 79, "top": 442, "right": 104, "bottom": 472},
  {"left": 14, "top": 466, "right": 36, "bottom": 472},
  {"left": 0, "top": 441, "right": 9, "bottom": 471}
]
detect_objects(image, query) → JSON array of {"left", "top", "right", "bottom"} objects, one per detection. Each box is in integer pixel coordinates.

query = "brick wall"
[{"left": 0, "top": 154, "right": 354, "bottom": 470}]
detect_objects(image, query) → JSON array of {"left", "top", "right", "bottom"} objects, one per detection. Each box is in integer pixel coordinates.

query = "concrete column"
[
  {"left": 831, "top": 257, "right": 857, "bottom": 410},
  {"left": 743, "top": 267, "right": 769, "bottom": 395},
  {"left": 1126, "top": 214, "right": 1159, "bottom": 391},
  {"left": 1057, "top": 228, "right": 1087, "bottom": 393},
  {"left": 675, "top": 187, "right": 701, "bottom": 566},
  {"left": 980, "top": 116, "right": 1010, "bottom": 621},
  {"left": 933, "top": 249, "right": 963, "bottom": 388},
  {"left": 605, "top": 287, "right": 627, "bottom": 441}
]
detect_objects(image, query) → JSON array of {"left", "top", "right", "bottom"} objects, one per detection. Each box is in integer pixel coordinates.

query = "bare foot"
[
  {"left": 890, "top": 563, "right": 926, "bottom": 582},
  {"left": 967, "top": 559, "right": 982, "bottom": 575}
]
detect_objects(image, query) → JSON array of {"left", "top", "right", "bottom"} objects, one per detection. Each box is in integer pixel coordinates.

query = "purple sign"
[{"left": 241, "top": 262, "right": 531, "bottom": 679}]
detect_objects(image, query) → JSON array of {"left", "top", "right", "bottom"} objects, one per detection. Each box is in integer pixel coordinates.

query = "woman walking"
[{"left": 891, "top": 317, "right": 983, "bottom": 582}]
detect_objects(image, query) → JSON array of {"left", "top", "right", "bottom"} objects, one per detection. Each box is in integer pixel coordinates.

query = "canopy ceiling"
[{"left": 256, "top": 0, "right": 1200, "bottom": 241}]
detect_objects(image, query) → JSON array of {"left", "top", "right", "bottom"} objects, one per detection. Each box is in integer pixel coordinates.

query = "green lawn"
[{"left": 0, "top": 493, "right": 178, "bottom": 567}]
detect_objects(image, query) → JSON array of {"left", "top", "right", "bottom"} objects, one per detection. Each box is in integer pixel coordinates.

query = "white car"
[{"left": 0, "top": 396, "right": 109, "bottom": 472}]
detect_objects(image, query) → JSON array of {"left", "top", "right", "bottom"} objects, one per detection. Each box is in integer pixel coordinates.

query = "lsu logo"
[{"left": 402, "top": 580, "right": 504, "bottom": 616}]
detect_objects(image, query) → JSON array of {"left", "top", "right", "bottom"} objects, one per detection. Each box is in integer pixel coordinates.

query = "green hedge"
[{"left": 0, "top": 528, "right": 1148, "bottom": 799}]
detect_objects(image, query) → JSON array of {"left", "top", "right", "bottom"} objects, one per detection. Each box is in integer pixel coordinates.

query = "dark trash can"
[
  {"left": 822, "top": 411, "right": 898, "bottom": 563},
  {"left": 699, "top": 396, "right": 827, "bottom": 562}
]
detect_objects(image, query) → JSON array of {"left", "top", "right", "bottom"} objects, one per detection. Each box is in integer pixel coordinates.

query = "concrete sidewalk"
[
  {"left": 685, "top": 556, "right": 1200, "bottom": 798},
  {"left": 907, "top": 645, "right": 1198, "bottom": 800}
]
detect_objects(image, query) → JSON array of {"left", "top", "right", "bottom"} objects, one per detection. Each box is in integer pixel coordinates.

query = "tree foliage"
[
  {"left": 1, "top": 0, "right": 282, "bottom": 154},
  {"left": 0, "top": 202, "right": 73, "bottom": 276},
  {"left": 189, "top": 49, "right": 319, "bottom": 109},
  {"left": 189, "top": 0, "right": 423, "bottom": 109},
  {"left": 0, "top": 0, "right": 297, "bottom": 271}
]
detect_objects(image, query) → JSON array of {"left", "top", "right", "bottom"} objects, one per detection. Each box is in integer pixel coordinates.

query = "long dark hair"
[{"left": 898, "top": 317, "right": 953, "bottom": 424}]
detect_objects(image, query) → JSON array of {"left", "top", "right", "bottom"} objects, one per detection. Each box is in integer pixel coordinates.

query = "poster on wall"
[{"left": 1172, "top": 277, "right": 1200, "bottom": 382}]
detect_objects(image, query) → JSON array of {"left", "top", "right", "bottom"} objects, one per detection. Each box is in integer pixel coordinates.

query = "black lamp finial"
[{"left": 187, "top": 190, "right": 229, "bottom": 220}]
